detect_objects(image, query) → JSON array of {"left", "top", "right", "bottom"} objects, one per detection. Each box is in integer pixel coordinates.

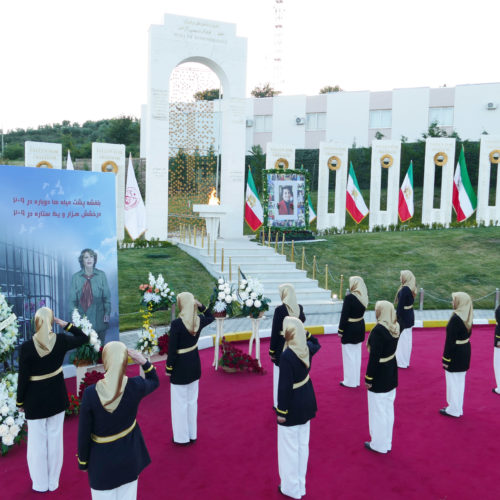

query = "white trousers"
[
  {"left": 367, "top": 389, "right": 396, "bottom": 454},
  {"left": 26, "top": 411, "right": 65, "bottom": 492},
  {"left": 341, "top": 343, "right": 361, "bottom": 387},
  {"left": 273, "top": 364, "right": 279, "bottom": 408},
  {"left": 277, "top": 421, "right": 310, "bottom": 499},
  {"left": 171, "top": 381, "right": 199, "bottom": 443},
  {"left": 91, "top": 479, "right": 138, "bottom": 500},
  {"left": 445, "top": 371, "right": 466, "bottom": 416},
  {"left": 395, "top": 327, "right": 412, "bottom": 368},
  {"left": 494, "top": 348, "right": 500, "bottom": 394}
]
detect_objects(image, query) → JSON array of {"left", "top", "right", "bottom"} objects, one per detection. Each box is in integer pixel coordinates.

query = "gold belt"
[
  {"left": 348, "top": 317, "right": 363, "bottom": 322},
  {"left": 91, "top": 419, "right": 136, "bottom": 444},
  {"left": 30, "top": 366, "right": 62, "bottom": 381},
  {"left": 456, "top": 338, "right": 470, "bottom": 345},
  {"left": 177, "top": 343, "right": 198, "bottom": 354},
  {"left": 293, "top": 374, "right": 310, "bottom": 389},
  {"left": 404, "top": 305, "right": 413, "bottom": 310},
  {"left": 379, "top": 353, "right": 395, "bottom": 363}
]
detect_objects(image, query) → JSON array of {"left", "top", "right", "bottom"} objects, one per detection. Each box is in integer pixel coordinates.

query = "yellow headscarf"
[
  {"left": 283, "top": 316, "right": 310, "bottom": 368},
  {"left": 96, "top": 341, "right": 128, "bottom": 413},
  {"left": 375, "top": 300, "right": 400, "bottom": 338},
  {"left": 452, "top": 292, "right": 473, "bottom": 332},
  {"left": 177, "top": 292, "right": 200, "bottom": 335},
  {"left": 349, "top": 276, "right": 368, "bottom": 308},
  {"left": 33, "top": 307, "right": 57, "bottom": 358},
  {"left": 279, "top": 284, "right": 300, "bottom": 318},
  {"left": 395, "top": 270, "right": 417, "bottom": 302}
]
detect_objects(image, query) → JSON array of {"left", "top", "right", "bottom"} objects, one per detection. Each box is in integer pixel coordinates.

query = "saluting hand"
[
  {"left": 128, "top": 349, "right": 148, "bottom": 366},
  {"left": 54, "top": 317, "right": 68, "bottom": 329}
]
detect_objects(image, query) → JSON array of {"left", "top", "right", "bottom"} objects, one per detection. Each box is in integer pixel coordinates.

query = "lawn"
[{"left": 117, "top": 226, "right": 499, "bottom": 331}]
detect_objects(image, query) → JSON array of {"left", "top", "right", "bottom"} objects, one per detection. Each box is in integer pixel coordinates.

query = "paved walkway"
[{"left": 119, "top": 308, "right": 496, "bottom": 348}]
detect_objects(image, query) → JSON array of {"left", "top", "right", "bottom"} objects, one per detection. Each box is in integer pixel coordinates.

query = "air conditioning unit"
[
  {"left": 296, "top": 117, "right": 305, "bottom": 125},
  {"left": 486, "top": 102, "right": 497, "bottom": 110},
  {"left": 246, "top": 119, "right": 254, "bottom": 127}
]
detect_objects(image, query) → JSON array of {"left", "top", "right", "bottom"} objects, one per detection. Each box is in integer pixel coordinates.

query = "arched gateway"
[{"left": 143, "top": 14, "right": 247, "bottom": 240}]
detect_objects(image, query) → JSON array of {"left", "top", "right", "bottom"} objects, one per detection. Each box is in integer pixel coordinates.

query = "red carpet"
[{"left": 2, "top": 326, "right": 499, "bottom": 499}]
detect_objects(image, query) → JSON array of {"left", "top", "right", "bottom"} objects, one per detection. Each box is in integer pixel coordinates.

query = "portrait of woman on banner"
[
  {"left": 69, "top": 248, "right": 111, "bottom": 343},
  {"left": 278, "top": 186, "right": 294, "bottom": 215}
]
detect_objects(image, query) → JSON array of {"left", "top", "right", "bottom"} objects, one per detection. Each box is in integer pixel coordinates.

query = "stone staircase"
[{"left": 175, "top": 237, "right": 342, "bottom": 315}]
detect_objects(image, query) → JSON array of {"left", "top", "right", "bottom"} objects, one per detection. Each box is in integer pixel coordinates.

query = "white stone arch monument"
[
  {"left": 477, "top": 135, "right": 500, "bottom": 225},
  {"left": 369, "top": 140, "right": 401, "bottom": 230},
  {"left": 422, "top": 138, "right": 456, "bottom": 226},
  {"left": 316, "top": 142, "right": 348, "bottom": 231},
  {"left": 145, "top": 14, "right": 247, "bottom": 239}
]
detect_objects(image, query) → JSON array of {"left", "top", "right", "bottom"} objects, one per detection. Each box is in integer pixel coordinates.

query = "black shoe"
[
  {"left": 439, "top": 408, "right": 459, "bottom": 417},
  {"left": 190, "top": 438, "right": 197, "bottom": 444},
  {"left": 364, "top": 442, "right": 386, "bottom": 454},
  {"left": 172, "top": 438, "right": 190, "bottom": 446},
  {"left": 277, "top": 485, "right": 286, "bottom": 497},
  {"left": 493, "top": 388, "right": 500, "bottom": 395}
]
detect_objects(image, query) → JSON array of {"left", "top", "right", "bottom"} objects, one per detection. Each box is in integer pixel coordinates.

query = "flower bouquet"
[
  {"left": 78, "top": 370, "right": 105, "bottom": 399},
  {"left": 68, "top": 309, "right": 102, "bottom": 366},
  {"left": 139, "top": 273, "right": 176, "bottom": 312},
  {"left": 210, "top": 277, "right": 240, "bottom": 318},
  {"left": 218, "top": 338, "right": 264, "bottom": 374},
  {"left": 157, "top": 333, "right": 169, "bottom": 356},
  {"left": 0, "top": 290, "right": 19, "bottom": 365},
  {"left": 238, "top": 277, "right": 271, "bottom": 319},
  {"left": 136, "top": 326, "right": 159, "bottom": 357},
  {"left": 65, "top": 393, "right": 81, "bottom": 416},
  {"left": 0, "top": 372, "right": 27, "bottom": 455}
]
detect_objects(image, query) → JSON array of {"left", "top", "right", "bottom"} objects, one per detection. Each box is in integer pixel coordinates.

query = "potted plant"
[
  {"left": 210, "top": 277, "right": 240, "bottom": 318},
  {"left": 68, "top": 309, "right": 102, "bottom": 366},
  {"left": 238, "top": 277, "right": 271, "bottom": 318},
  {"left": 218, "top": 338, "right": 265, "bottom": 374}
]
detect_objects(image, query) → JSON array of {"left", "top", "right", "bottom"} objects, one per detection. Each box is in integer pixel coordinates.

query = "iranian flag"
[
  {"left": 398, "top": 162, "right": 414, "bottom": 222},
  {"left": 452, "top": 147, "right": 477, "bottom": 222},
  {"left": 245, "top": 168, "right": 264, "bottom": 231},
  {"left": 308, "top": 194, "right": 317, "bottom": 222},
  {"left": 346, "top": 162, "right": 368, "bottom": 223}
]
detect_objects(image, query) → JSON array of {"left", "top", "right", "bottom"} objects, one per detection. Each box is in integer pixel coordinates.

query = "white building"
[{"left": 141, "top": 82, "right": 500, "bottom": 158}]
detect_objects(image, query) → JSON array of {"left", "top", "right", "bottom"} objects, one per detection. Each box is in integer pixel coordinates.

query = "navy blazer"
[
  {"left": 77, "top": 362, "right": 159, "bottom": 490},
  {"left": 269, "top": 304, "right": 306, "bottom": 366},
  {"left": 443, "top": 314, "right": 471, "bottom": 372},
  {"left": 396, "top": 286, "right": 415, "bottom": 330},
  {"left": 338, "top": 293, "right": 366, "bottom": 344}
]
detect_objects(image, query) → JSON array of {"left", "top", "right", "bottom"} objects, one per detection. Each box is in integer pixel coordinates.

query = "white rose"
[
  {"left": 240, "top": 292, "right": 248, "bottom": 301},
  {"left": 250, "top": 292, "right": 257, "bottom": 299},
  {"left": 5, "top": 416, "right": 14, "bottom": 426},
  {"left": 94, "top": 344, "right": 100, "bottom": 352},
  {"left": 225, "top": 295, "right": 232, "bottom": 304},
  {"left": 224, "top": 286, "right": 230, "bottom": 294},
  {"left": 218, "top": 278, "right": 224, "bottom": 284},
  {"left": 232, "top": 293, "right": 238, "bottom": 301},
  {"left": 9, "top": 424, "right": 20, "bottom": 437},
  {"left": 2, "top": 434, "right": 14, "bottom": 446},
  {"left": 245, "top": 299, "right": 254, "bottom": 307},
  {"left": 218, "top": 285, "right": 225, "bottom": 291},
  {"left": 254, "top": 300, "right": 262, "bottom": 308},
  {"left": 241, "top": 279, "right": 247, "bottom": 285},
  {"left": 218, "top": 292, "right": 225, "bottom": 300},
  {"left": 0, "top": 405, "right": 8, "bottom": 416},
  {"left": 240, "top": 283, "right": 246, "bottom": 290},
  {"left": 0, "top": 424, "right": 8, "bottom": 437}
]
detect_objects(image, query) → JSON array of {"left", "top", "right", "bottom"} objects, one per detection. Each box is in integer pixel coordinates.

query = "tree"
[
  {"left": 420, "top": 120, "right": 461, "bottom": 142},
  {"left": 374, "top": 131, "right": 385, "bottom": 140},
  {"left": 250, "top": 83, "right": 281, "bottom": 98},
  {"left": 104, "top": 116, "right": 140, "bottom": 146},
  {"left": 193, "top": 88, "right": 221, "bottom": 101},
  {"left": 319, "top": 85, "right": 343, "bottom": 94}
]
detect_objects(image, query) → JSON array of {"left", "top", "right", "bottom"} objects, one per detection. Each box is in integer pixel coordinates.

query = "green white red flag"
[
  {"left": 245, "top": 168, "right": 263, "bottom": 231},
  {"left": 398, "top": 162, "right": 414, "bottom": 222},
  {"left": 452, "top": 147, "right": 477, "bottom": 222},
  {"left": 346, "top": 162, "right": 368, "bottom": 224},
  {"left": 308, "top": 194, "right": 316, "bottom": 222}
]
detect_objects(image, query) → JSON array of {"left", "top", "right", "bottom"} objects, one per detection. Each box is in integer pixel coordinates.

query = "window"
[
  {"left": 306, "top": 112, "right": 326, "bottom": 131},
  {"left": 429, "top": 107, "right": 454, "bottom": 127},
  {"left": 254, "top": 115, "right": 273, "bottom": 133},
  {"left": 369, "top": 109, "right": 392, "bottom": 129}
]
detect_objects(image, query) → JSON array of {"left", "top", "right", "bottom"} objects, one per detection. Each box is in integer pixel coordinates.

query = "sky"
[{"left": 1, "top": 0, "right": 499, "bottom": 131}]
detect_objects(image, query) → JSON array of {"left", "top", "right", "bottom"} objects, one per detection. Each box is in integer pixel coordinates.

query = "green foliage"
[
  {"left": 193, "top": 88, "right": 221, "bottom": 101},
  {"left": 319, "top": 85, "right": 343, "bottom": 94},
  {"left": 1, "top": 117, "right": 140, "bottom": 161},
  {"left": 420, "top": 120, "right": 461, "bottom": 142},
  {"left": 251, "top": 83, "right": 281, "bottom": 98}
]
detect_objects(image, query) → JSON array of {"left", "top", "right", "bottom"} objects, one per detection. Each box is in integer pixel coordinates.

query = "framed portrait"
[{"left": 264, "top": 169, "right": 309, "bottom": 229}]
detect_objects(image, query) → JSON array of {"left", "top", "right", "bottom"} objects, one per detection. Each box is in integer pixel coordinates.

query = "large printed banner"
[{"left": 0, "top": 165, "right": 119, "bottom": 344}]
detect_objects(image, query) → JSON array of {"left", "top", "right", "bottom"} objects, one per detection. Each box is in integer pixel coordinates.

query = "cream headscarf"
[
  {"left": 177, "top": 292, "right": 200, "bottom": 335},
  {"left": 96, "top": 341, "right": 128, "bottom": 413},
  {"left": 279, "top": 284, "right": 300, "bottom": 318},
  {"left": 283, "top": 316, "right": 310, "bottom": 368},
  {"left": 452, "top": 292, "right": 473, "bottom": 332},
  {"left": 375, "top": 300, "right": 400, "bottom": 338},
  {"left": 33, "top": 307, "right": 57, "bottom": 357},
  {"left": 395, "top": 270, "right": 417, "bottom": 302},
  {"left": 349, "top": 276, "right": 368, "bottom": 308}
]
